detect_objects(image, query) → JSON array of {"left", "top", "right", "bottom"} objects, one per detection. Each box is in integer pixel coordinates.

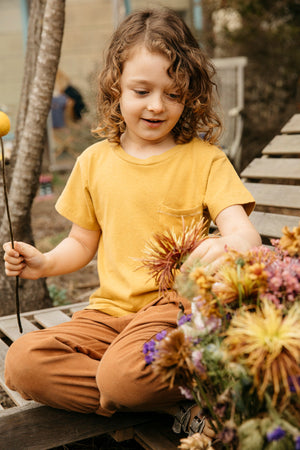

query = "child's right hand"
[{"left": 3, "top": 241, "right": 46, "bottom": 280}]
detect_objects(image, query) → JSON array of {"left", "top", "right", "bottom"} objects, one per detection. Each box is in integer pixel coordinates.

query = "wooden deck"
[{"left": 0, "top": 114, "right": 299, "bottom": 449}]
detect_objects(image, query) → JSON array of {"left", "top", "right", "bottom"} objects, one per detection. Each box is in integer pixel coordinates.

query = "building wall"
[
  {"left": 0, "top": 0, "right": 191, "bottom": 133},
  {"left": 60, "top": 0, "right": 191, "bottom": 104},
  {"left": 0, "top": 0, "right": 24, "bottom": 133}
]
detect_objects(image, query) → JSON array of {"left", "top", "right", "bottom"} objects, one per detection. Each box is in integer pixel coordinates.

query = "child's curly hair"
[{"left": 94, "top": 8, "right": 222, "bottom": 145}]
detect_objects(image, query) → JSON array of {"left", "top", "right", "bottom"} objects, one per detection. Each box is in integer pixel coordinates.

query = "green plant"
[{"left": 48, "top": 284, "right": 69, "bottom": 306}]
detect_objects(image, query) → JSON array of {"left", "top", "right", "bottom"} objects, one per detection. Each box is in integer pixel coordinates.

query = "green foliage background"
[{"left": 204, "top": 0, "right": 300, "bottom": 169}]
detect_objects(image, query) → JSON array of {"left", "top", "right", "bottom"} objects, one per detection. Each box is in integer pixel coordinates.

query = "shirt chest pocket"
[{"left": 157, "top": 203, "right": 204, "bottom": 234}]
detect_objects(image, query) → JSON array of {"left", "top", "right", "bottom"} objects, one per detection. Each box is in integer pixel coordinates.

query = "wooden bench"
[
  {"left": 213, "top": 56, "right": 248, "bottom": 171},
  {"left": 241, "top": 113, "right": 300, "bottom": 244},
  {"left": 0, "top": 302, "right": 179, "bottom": 449},
  {"left": 1, "top": 114, "right": 299, "bottom": 449}
]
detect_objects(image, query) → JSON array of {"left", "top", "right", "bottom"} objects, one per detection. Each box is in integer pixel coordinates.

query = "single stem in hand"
[{"left": 0, "top": 136, "right": 23, "bottom": 333}]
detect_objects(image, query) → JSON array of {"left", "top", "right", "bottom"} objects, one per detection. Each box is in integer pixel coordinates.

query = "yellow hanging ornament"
[{"left": 0, "top": 111, "right": 11, "bottom": 137}]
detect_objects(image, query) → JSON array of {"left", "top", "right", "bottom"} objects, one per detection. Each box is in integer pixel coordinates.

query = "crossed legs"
[{"left": 5, "top": 294, "right": 190, "bottom": 416}]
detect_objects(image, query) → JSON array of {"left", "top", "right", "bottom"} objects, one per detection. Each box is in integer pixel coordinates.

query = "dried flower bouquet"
[{"left": 142, "top": 221, "right": 300, "bottom": 450}]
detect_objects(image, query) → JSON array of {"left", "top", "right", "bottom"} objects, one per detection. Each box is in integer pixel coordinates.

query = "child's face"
[{"left": 119, "top": 45, "right": 184, "bottom": 153}]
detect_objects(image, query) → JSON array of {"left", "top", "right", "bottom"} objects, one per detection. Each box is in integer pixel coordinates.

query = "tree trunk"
[
  {"left": 0, "top": 0, "right": 47, "bottom": 210},
  {"left": 0, "top": 0, "right": 65, "bottom": 316}
]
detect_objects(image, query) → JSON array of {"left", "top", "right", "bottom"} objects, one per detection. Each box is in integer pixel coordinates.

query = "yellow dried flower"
[
  {"left": 0, "top": 111, "right": 11, "bottom": 137},
  {"left": 152, "top": 328, "right": 196, "bottom": 389},
  {"left": 190, "top": 266, "right": 215, "bottom": 298},
  {"left": 195, "top": 296, "right": 221, "bottom": 319},
  {"left": 279, "top": 222, "right": 300, "bottom": 257},
  {"left": 223, "top": 299, "right": 300, "bottom": 405},
  {"left": 248, "top": 262, "right": 267, "bottom": 281},
  {"left": 213, "top": 259, "right": 268, "bottom": 308},
  {"left": 189, "top": 266, "right": 220, "bottom": 317},
  {"left": 179, "top": 433, "right": 215, "bottom": 450},
  {"left": 221, "top": 246, "right": 276, "bottom": 268}
]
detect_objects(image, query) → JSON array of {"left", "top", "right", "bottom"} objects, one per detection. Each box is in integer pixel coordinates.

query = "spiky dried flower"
[
  {"left": 152, "top": 328, "right": 197, "bottom": 389},
  {"left": 179, "top": 433, "right": 215, "bottom": 450},
  {"left": 222, "top": 246, "right": 277, "bottom": 267},
  {"left": 213, "top": 249, "right": 269, "bottom": 309},
  {"left": 195, "top": 296, "right": 221, "bottom": 320},
  {"left": 187, "top": 266, "right": 220, "bottom": 318},
  {"left": 190, "top": 266, "right": 215, "bottom": 300},
  {"left": 278, "top": 222, "right": 300, "bottom": 257},
  {"left": 139, "top": 219, "right": 207, "bottom": 293},
  {"left": 223, "top": 299, "right": 300, "bottom": 405}
]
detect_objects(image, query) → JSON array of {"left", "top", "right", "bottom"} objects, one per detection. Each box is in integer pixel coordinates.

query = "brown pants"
[{"left": 5, "top": 294, "right": 190, "bottom": 416}]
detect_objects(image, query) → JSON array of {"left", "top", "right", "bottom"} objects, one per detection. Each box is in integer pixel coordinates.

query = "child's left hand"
[
  {"left": 181, "top": 204, "right": 261, "bottom": 272},
  {"left": 181, "top": 236, "right": 226, "bottom": 272}
]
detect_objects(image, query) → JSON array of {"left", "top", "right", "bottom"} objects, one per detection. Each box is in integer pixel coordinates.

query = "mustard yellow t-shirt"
[{"left": 55, "top": 138, "right": 255, "bottom": 317}]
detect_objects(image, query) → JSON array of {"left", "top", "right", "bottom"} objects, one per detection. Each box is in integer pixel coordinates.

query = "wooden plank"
[
  {"left": 135, "top": 421, "right": 179, "bottom": 450},
  {"left": 69, "top": 302, "right": 89, "bottom": 314},
  {"left": 0, "top": 340, "right": 8, "bottom": 363},
  {"left": 0, "top": 374, "right": 35, "bottom": 408},
  {"left": 0, "top": 340, "right": 32, "bottom": 407},
  {"left": 244, "top": 182, "right": 300, "bottom": 209},
  {"left": 249, "top": 211, "right": 300, "bottom": 239},
  {"left": 241, "top": 158, "right": 300, "bottom": 181},
  {"left": 0, "top": 317, "right": 38, "bottom": 342},
  {"left": 34, "top": 310, "right": 71, "bottom": 328},
  {"left": 110, "top": 427, "right": 135, "bottom": 442},
  {"left": 0, "top": 301, "right": 88, "bottom": 322},
  {"left": 0, "top": 403, "right": 157, "bottom": 450},
  {"left": 281, "top": 114, "right": 300, "bottom": 134},
  {"left": 262, "top": 134, "right": 300, "bottom": 155}
]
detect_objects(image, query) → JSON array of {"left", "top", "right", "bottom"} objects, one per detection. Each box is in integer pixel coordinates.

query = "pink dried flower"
[{"left": 263, "top": 257, "right": 300, "bottom": 305}]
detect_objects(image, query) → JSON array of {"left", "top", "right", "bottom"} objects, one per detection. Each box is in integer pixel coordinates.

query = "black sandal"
[{"left": 172, "top": 401, "right": 206, "bottom": 436}]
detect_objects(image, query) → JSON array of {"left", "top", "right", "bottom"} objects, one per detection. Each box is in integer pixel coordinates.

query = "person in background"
[{"left": 51, "top": 69, "right": 86, "bottom": 157}]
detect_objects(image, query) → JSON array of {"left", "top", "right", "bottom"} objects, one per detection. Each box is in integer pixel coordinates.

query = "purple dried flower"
[
  {"left": 191, "top": 349, "right": 206, "bottom": 375},
  {"left": 156, "top": 330, "right": 167, "bottom": 341},
  {"left": 148, "top": 339, "right": 156, "bottom": 352},
  {"left": 191, "top": 349, "right": 203, "bottom": 367},
  {"left": 295, "top": 436, "right": 300, "bottom": 450},
  {"left": 142, "top": 342, "right": 149, "bottom": 354},
  {"left": 288, "top": 376, "right": 300, "bottom": 393},
  {"left": 179, "top": 386, "right": 194, "bottom": 400},
  {"left": 143, "top": 339, "right": 156, "bottom": 354},
  {"left": 205, "top": 315, "right": 222, "bottom": 333},
  {"left": 143, "top": 339, "right": 159, "bottom": 364},
  {"left": 267, "top": 427, "right": 286, "bottom": 442},
  {"left": 145, "top": 352, "right": 156, "bottom": 364},
  {"left": 178, "top": 313, "right": 192, "bottom": 326}
]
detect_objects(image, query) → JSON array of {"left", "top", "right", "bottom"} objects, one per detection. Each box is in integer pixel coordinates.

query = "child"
[{"left": 3, "top": 8, "right": 261, "bottom": 436}]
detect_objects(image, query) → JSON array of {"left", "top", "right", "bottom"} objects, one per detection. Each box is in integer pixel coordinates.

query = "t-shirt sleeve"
[
  {"left": 204, "top": 150, "right": 255, "bottom": 223},
  {"left": 55, "top": 157, "right": 100, "bottom": 231}
]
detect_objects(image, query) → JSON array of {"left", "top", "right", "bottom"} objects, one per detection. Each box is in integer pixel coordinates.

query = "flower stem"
[
  {"left": 195, "top": 376, "right": 223, "bottom": 431},
  {"left": 0, "top": 136, "right": 23, "bottom": 333},
  {"left": 236, "top": 263, "right": 243, "bottom": 308}
]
